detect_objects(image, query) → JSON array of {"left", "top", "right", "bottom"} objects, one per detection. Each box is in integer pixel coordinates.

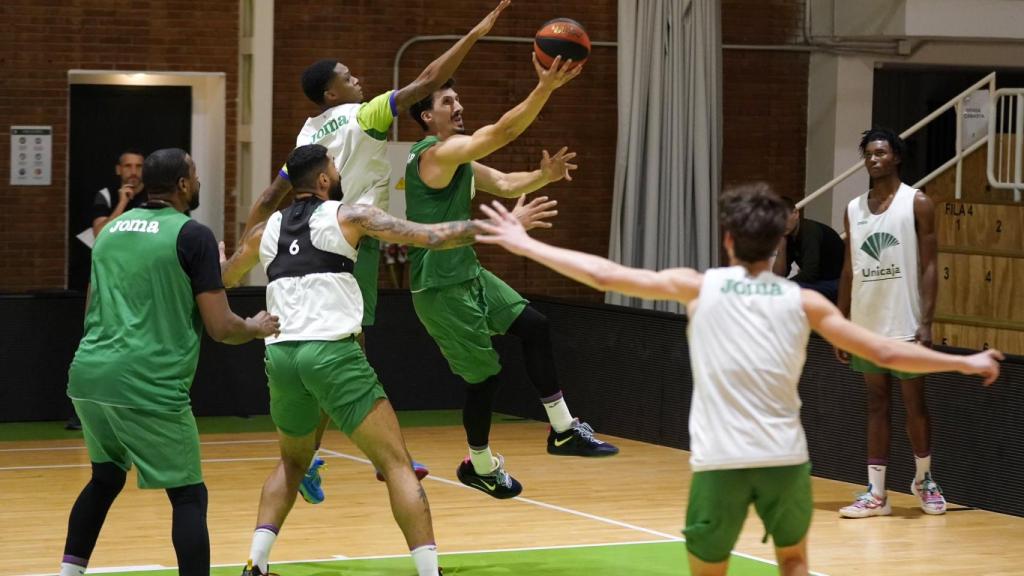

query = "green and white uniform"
[
  {"left": 68, "top": 206, "right": 223, "bottom": 489},
  {"left": 295, "top": 91, "right": 397, "bottom": 326},
  {"left": 404, "top": 136, "right": 527, "bottom": 384},
  {"left": 683, "top": 266, "right": 813, "bottom": 562},
  {"left": 260, "top": 197, "right": 387, "bottom": 436}
]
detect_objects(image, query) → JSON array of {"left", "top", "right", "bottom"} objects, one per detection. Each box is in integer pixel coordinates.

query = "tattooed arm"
[{"left": 338, "top": 204, "right": 482, "bottom": 250}]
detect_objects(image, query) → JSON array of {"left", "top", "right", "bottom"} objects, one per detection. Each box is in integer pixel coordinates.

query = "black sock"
[
  {"left": 506, "top": 305, "right": 561, "bottom": 399},
  {"left": 463, "top": 376, "right": 499, "bottom": 447},
  {"left": 166, "top": 483, "right": 210, "bottom": 576},
  {"left": 63, "top": 462, "right": 126, "bottom": 563}
]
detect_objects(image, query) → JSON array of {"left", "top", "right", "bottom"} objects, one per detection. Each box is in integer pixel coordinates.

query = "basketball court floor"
[{"left": 3, "top": 412, "right": 1022, "bottom": 575}]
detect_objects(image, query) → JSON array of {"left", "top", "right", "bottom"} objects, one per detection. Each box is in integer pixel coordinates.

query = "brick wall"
[
  {"left": 0, "top": 0, "right": 238, "bottom": 292},
  {"left": 272, "top": 0, "right": 617, "bottom": 302},
  {"left": 722, "top": 0, "right": 809, "bottom": 203}
]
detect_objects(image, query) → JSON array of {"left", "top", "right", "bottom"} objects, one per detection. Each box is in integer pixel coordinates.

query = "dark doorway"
[
  {"left": 872, "top": 66, "right": 1024, "bottom": 187},
  {"left": 68, "top": 84, "right": 192, "bottom": 292}
]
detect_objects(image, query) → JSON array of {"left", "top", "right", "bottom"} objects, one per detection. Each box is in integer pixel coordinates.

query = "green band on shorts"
[
  {"left": 73, "top": 398, "right": 202, "bottom": 489},
  {"left": 684, "top": 462, "right": 812, "bottom": 563},
  {"left": 265, "top": 338, "right": 388, "bottom": 437},
  {"left": 850, "top": 354, "right": 923, "bottom": 380},
  {"left": 412, "top": 269, "right": 528, "bottom": 384},
  {"left": 354, "top": 237, "right": 381, "bottom": 326}
]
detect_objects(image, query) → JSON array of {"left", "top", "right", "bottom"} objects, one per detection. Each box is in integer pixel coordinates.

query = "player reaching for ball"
[
  {"left": 229, "top": 0, "right": 514, "bottom": 509},
  {"left": 403, "top": 49, "right": 618, "bottom": 501}
]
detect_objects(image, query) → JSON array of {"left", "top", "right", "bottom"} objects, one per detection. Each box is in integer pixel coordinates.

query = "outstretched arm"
[
  {"left": 221, "top": 221, "right": 266, "bottom": 288},
  {"left": 473, "top": 147, "right": 577, "bottom": 198},
  {"left": 419, "top": 55, "right": 582, "bottom": 188},
  {"left": 339, "top": 205, "right": 483, "bottom": 251},
  {"left": 803, "top": 289, "right": 1001, "bottom": 384},
  {"left": 476, "top": 201, "right": 703, "bottom": 303},
  {"left": 392, "top": 0, "right": 511, "bottom": 113},
  {"left": 241, "top": 173, "right": 292, "bottom": 242}
]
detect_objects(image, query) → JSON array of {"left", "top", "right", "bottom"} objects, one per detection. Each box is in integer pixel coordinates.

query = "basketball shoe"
[
  {"left": 839, "top": 486, "right": 892, "bottom": 518},
  {"left": 456, "top": 454, "right": 522, "bottom": 499},
  {"left": 240, "top": 560, "right": 278, "bottom": 576},
  {"left": 547, "top": 419, "right": 619, "bottom": 457},
  {"left": 911, "top": 472, "right": 947, "bottom": 515},
  {"left": 298, "top": 457, "right": 325, "bottom": 504}
]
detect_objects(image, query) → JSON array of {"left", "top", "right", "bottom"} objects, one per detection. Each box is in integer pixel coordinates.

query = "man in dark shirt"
[
  {"left": 90, "top": 149, "right": 148, "bottom": 238},
  {"left": 773, "top": 197, "right": 845, "bottom": 302}
]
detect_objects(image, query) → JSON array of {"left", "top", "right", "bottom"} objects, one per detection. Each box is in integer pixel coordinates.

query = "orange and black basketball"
[{"left": 533, "top": 18, "right": 590, "bottom": 69}]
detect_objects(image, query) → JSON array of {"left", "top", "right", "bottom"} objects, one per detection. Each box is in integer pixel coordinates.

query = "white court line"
[
  {"left": 319, "top": 447, "right": 830, "bottom": 576},
  {"left": 0, "top": 439, "right": 278, "bottom": 453}
]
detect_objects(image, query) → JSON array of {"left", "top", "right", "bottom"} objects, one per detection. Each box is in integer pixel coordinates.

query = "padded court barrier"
[{"left": 3, "top": 289, "right": 1022, "bottom": 517}]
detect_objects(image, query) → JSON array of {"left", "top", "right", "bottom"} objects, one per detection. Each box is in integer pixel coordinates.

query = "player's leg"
[
  {"left": 105, "top": 404, "right": 208, "bottom": 574},
  {"left": 683, "top": 468, "right": 751, "bottom": 576},
  {"left": 900, "top": 374, "right": 945, "bottom": 514},
  {"left": 412, "top": 279, "right": 522, "bottom": 499},
  {"left": 243, "top": 342, "right": 321, "bottom": 574},
  {"left": 59, "top": 400, "right": 129, "bottom": 576},
  {"left": 304, "top": 338, "right": 439, "bottom": 576},
  {"left": 483, "top": 270, "right": 618, "bottom": 457},
  {"left": 751, "top": 463, "right": 813, "bottom": 576},
  {"left": 840, "top": 360, "right": 892, "bottom": 518}
]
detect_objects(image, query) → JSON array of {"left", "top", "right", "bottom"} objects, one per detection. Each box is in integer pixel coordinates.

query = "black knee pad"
[
  {"left": 166, "top": 482, "right": 208, "bottom": 508},
  {"left": 90, "top": 461, "right": 127, "bottom": 495}
]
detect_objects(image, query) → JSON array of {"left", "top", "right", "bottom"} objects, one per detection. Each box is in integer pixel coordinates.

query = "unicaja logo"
[{"left": 860, "top": 232, "right": 900, "bottom": 262}]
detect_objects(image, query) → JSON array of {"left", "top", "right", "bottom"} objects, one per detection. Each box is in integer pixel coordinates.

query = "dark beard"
[
  {"left": 188, "top": 188, "right": 200, "bottom": 211},
  {"left": 328, "top": 179, "right": 343, "bottom": 201}
]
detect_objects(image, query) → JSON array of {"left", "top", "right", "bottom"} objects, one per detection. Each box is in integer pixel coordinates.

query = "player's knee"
[
  {"left": 91, "top": 461, "right": 127, "bottom": 495},
  {"left": 166, "top": 482, "right": 208, "bottom": 510},
  {"left": 512, "top": 306, "right": 551, "bottom": 343}
]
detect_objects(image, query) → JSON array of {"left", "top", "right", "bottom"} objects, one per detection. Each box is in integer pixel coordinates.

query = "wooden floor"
[{"left": 2, "top": 420, "right": 1023, "bottom": 575}]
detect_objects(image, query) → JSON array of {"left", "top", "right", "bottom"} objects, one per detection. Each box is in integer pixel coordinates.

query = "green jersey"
[
  {"left": 68, "top": 206, "right": 222, "bottom": 411},
  {"left": 404, "top": 136, "right": 482, "bottom": 291}
]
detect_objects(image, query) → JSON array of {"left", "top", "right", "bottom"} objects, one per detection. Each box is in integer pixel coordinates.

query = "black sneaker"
[
  {"left": 456, "top": 454, "right": 522, "bottom": 499},
  {"left": 241, "top": 560, "right": 278, "bottom": 576},
  {"left": 547, "top": 419, "right": 619, "bottom": 457}
]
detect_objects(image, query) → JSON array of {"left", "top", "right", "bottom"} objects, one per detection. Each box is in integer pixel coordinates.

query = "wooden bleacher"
[{"left": 925, "top": 136, "right": 1024, "bottom": 355}]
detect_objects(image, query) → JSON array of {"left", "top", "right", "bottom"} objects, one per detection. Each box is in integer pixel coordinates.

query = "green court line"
[
  {"left": 0, "top": 411, "right": 527, "bottom": 443},
  {"left": 94, "top": 541, "right": 779, "bottom": 576}
]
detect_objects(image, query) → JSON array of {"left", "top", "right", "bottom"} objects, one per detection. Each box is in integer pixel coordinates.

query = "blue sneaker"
[{"left": 298, "top": 457, "right": 325, "bottom": 504}]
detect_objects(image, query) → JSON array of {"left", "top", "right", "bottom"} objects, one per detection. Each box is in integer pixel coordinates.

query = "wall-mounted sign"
[{"left": 10, "top": 126, "right": 52, "bottom": 186}]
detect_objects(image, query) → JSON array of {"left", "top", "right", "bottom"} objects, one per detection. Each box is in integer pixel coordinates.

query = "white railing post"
[
  {"left": 955, "top": 100, "right": 964, "bottom": 200},
  {"left": 1015, "top": 94, "right": 1023, "bottom": 202}
]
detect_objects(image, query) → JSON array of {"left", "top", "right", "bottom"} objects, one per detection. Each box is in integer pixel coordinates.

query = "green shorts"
[
  {"left": 72, "top": 398, "right": 202, "bottom": 489},
  {"left": 684, "top": 462, "right": 812, "bottom": 563},
  {"left": 411, "top": 269, "right": 528, "bottom": 384},
  {"left": 265, "top": 338, "right": 388, "bottom": 437},
  {"left": 354, "top": 237, "right": 381, "bottom": 326},
  {"left": 851, "top": 354, "right": 923, "bottom": 380}
]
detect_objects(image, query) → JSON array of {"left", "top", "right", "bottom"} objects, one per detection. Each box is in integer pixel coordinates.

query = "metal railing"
[
  {"left": 797, "top": 72, "right": 998, "bottom": 212},
  {"left": 987, "top": 88, "right": 1024, "bottom": 203}
]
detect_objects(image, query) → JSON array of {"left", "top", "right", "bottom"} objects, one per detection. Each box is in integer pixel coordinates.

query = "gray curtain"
[{"left": 608, "top": 0, "right": 721, "bottom": 313}]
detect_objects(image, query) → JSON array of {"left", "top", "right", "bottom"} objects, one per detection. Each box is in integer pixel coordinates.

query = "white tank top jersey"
[
  {"left": 295, "top": 91, "right": 396, "bottom": 210},
  {"left": 846, "top": 182, "right": 921, "bottom": 341},
  {"left": 687, "top": 266, "right": 811, "bottom": 472},
  {"left": 260, "top": 200, "right": 363, "bottom": 345}
]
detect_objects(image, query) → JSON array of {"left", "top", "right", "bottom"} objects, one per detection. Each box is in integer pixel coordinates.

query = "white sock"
[
  {"left": 868, "top": 464, "right": 887, "bottom": 499},
  {"left": 249, "top": 526, "right": 278, "bottom": 572},
  {"left": 59, "top": 563, "right": 86, "bottom": 576},
  {"left": 543, "top": 393, "right": 574, "bottom": 433},
  {"left": 915, "top": 455, "right": 931, "bottom": 483},
  {"left": 469, "top": 445, "right": 495, "bottom": 475},
  {"left": 411, "top": 544, "right": 439, "bottom": 576}
]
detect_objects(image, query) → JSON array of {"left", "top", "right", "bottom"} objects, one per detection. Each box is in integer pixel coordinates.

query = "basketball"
[{"left": 533, "top": 18, "right": 590, "bottom": 69}]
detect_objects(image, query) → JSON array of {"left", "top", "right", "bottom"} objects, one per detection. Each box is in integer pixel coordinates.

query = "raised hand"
[
  {"left": 218, "top": 241, "right": 227, "bottom": 265},
  {"left": 477, "top": 200, "right": 533, "bottom": 255},
  {"left": 248, "top": 310, "right": 281, "bottom": 339},
  {"left": 471, "top": 0, "right": 511, "bottom": 38},
  {"left": 533, "top": 53, "right": 583, "bottom": 92},
  {"left": 540, "top": 147, "right": 578, "bottom": 183},
  {"left": 964, "top": 348, "right": 1004, "bottom": 386},
  {"left": 509, "top": 194, "right": 558, "bottom": 230}
]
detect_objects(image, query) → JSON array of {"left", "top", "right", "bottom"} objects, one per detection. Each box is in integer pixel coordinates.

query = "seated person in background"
[
  {"left": 773, "top": 196, "right": 845, "bottom": 302},
  {"left": 91, "top": 149, "right": 148, "bottom": 238}
]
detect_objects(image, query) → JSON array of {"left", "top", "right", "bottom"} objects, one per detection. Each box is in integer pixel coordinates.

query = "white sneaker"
[
  {"left": 839, "top": 489, "right": 892, "bottom": 518},
  {"left": 911, "top": 472, "right": 947, "bottom": 515}
]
